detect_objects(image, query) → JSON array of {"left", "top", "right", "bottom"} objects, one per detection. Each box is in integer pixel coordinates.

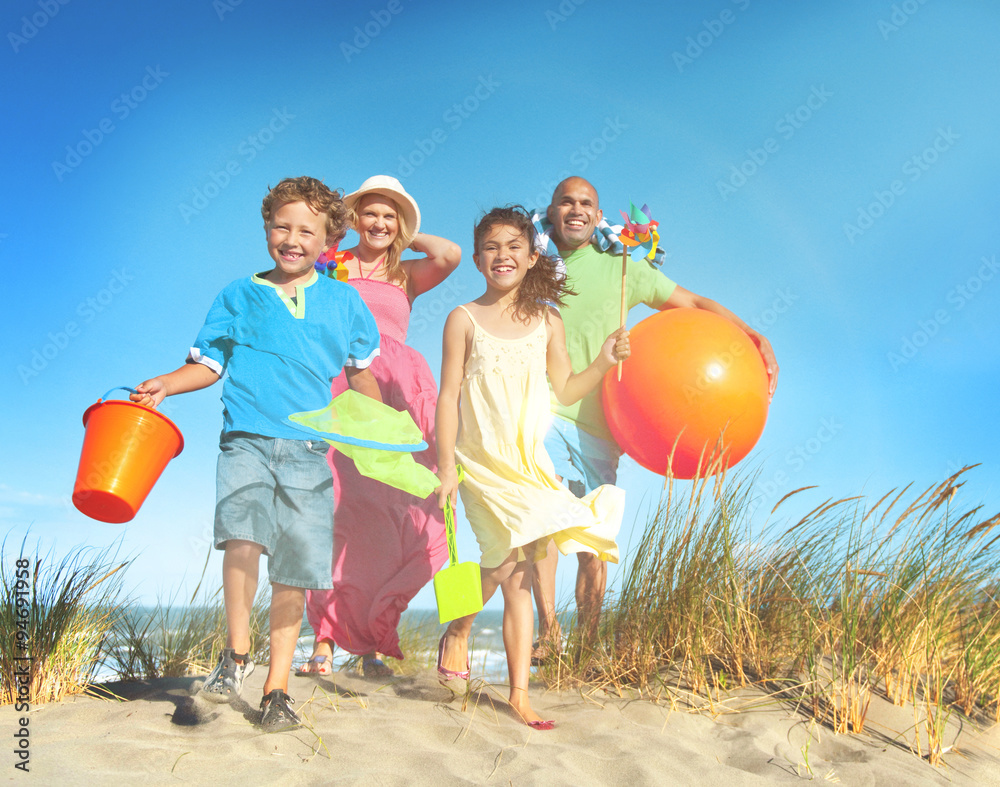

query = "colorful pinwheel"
[
  {"left": 616, "top": 201, "right": 660, "bottom": 380},
  {"left": 618, "top": 201, "right": 660, "bottom": 263},
  {"left": 315, "top": 246, "right": 351, "bottom": 281}
]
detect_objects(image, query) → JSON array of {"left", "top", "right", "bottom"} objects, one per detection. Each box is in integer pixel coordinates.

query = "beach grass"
[
  {"left": 112, "top": 585, "right": 272, "bottom": 680},
  {"left": 0, "top": 537, "right": 128, "bottom": 705},
  {"left": 5, "top": 465, "right": 999, "bottom": 769},
  {"left": 539, "top": 464, "right": 1000, "bottom": 765}
]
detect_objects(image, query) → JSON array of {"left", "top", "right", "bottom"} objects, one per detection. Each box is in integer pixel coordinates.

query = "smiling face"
[
  {"left": 546, "top": 177, "right": 602, "bottom": 251},
  {"left": 355, "top": 194, "right": 400, "bottom": 256},
  {"left": 265, "top": 200, "right": 328, "bottom": 285},
  {"left": 474, "top": 223, "right": 538, "bottom": 294}
]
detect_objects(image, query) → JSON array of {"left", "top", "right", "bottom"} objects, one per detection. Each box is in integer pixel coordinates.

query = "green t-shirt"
[{"left": 552, "top": 244, "right": 677, "bottom": 442}]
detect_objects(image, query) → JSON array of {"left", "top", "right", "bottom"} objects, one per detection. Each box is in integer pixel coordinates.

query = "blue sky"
[{"left": 3, "top": 0, "right": 998, "bottom": 611}]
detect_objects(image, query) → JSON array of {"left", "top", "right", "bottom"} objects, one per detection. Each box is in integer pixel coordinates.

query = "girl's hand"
[
  {"left": 599, "top": 328, "right": 631, "bottom": 369},
  {"left": 435, "top": 465, "right": 459, "bottom": 510},
  {"left": 130, "top": 378, "right": 167, "bottom": 408}
]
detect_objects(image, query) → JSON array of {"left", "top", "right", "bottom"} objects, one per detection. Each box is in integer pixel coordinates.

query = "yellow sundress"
[{"left": 454, "top": 305, "right": 624, "bottom": 569}]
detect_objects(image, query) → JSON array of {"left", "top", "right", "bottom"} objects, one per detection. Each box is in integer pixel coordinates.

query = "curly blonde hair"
[
  {"left": 261, "top": 176, "right": 349, "bottom": 244},
  {"left": 349, "top": 194, "right": 411, "bottom": 286}
]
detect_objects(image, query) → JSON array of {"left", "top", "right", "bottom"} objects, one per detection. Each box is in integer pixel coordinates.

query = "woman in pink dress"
[{"left": 299, "top": 176, "right": 460, "bottom": 678}]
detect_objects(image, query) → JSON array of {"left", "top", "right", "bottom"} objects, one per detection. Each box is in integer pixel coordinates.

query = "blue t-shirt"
[{"left": 188, "top": 271, "right": 380, "bottom": 440}]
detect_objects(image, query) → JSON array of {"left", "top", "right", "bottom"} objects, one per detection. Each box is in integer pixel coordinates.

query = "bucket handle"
[{"left": 100, "top": 386, "right": 139, "bottom": 402}]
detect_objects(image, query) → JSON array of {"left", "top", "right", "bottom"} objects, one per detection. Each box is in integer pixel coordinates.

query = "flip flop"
[
  {"left": 362, "top": 655, "right": 394, "bottom": 679},
  {"left": 527, "top": 720, "right": 556, "bottom": 731},
  {"left": 437, "top": 634, "right": 470, "bottom": 685},
  {"left": 294, "top": 655, "right": 332, "bottom": 676}
]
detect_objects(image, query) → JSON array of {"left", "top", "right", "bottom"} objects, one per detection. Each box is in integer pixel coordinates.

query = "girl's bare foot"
[
  {"left": 509, "top": 689, "right": 555, "bottom": 730},
  {"left": 437, "top": 631, "right": 470, "bottom": 688},
  {"left": 439, "top": 631, "right": 469, "bottom": 675}
]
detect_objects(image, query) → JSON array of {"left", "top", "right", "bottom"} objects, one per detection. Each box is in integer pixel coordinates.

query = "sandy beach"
[{"left": 7, "top": 665, "right": 1000, "bottom": 785}]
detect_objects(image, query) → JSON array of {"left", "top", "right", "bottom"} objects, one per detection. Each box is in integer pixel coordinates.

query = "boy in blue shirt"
[{"left": 132, "top": 176, "right": 382, "bottom": 731}]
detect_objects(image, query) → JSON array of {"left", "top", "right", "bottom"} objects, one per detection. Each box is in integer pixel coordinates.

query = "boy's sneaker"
[
  {"left": 200, "top": 648, "right": 254, "bottom": 702},
  {"left": 260, "top": 689, "right": 301, "bottom": 732}
]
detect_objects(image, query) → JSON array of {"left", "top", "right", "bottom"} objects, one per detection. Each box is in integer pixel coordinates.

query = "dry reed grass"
[
  {"left": 5, "top": 464, "right": 998, "bottom": 769},
  {"left": 539, "top": 464, "right": 1000, "bottom": 766},
  {"left": 113, "top": 584, "right": 271, "bottom": 680},
  {"left": 0, "top": 538, "right": 128, "bottom": 704}
]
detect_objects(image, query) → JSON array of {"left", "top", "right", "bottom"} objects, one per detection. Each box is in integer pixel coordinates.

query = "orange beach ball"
[{"left": 602, "top": 308, "right": 769, "bottom": 478}]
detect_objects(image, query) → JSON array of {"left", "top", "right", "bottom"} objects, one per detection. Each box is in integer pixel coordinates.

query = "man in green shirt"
[{"left": 532, "top": 176, "right": 779, "bottom": 657}]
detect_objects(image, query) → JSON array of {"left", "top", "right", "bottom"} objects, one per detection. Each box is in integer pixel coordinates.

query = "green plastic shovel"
[{"left": 434, "top": 467, "right": 483, "bottom": 624}]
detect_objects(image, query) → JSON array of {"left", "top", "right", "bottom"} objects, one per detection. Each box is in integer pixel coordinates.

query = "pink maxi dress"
[{"left": 305, "top": 271, "right": 447, "bottom": 660}]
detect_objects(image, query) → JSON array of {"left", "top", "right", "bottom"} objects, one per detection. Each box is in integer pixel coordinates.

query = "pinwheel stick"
[{"left": 618, "top": 244, "right": 627, "bottom": 381}]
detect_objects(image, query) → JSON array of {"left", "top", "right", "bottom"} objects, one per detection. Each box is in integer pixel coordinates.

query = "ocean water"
[
  {"left": 97, "top": 606, "right": 510, "bottom": 683},
  {"left": 298, "top": 608, "right": 509, "bottom": 681}
]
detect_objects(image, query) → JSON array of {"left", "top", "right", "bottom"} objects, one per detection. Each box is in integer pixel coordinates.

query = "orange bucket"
[{"left": 72, "top": 387, "right": 184, "bottom": 523}]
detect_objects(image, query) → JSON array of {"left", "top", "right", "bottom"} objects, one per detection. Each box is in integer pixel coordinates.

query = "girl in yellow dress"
[{"left": 434, "top": 206, "right": 629, "bottom": 728}]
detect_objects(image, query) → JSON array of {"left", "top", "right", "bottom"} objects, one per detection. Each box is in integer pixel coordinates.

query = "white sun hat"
[{"left": 343, "top": 175, "right": 421, "bottom": 245}]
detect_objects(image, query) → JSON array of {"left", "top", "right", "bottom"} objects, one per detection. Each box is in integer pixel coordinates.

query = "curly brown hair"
[
  {"left": 261, "top": 176, "right": 349, "bottom": 244},
  {"left": 473, "top": 205, "right": 573, "bottom": 324}
]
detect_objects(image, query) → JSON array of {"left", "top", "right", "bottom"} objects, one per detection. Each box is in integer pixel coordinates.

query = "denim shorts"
[
  {"left": 543, "top": 416, "right": 621, "bottom": 498},
  {"left": 214, "top": 431, "right": 334, "bottom": 589}
]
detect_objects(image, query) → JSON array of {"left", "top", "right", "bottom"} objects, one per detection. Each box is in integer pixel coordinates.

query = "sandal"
[
  {"left": 294, "top": 655, "right": 332, "bottom": 676},
  {"left": 259, "top": 689, "right": 301, "bottom": 732},
  {"left": 527, "top": 719, "right": 556, "bottom": 730},
  {"left": 530, "top": 638, "right": 561, "bottom": 667},
  {"left": 201, "top": 648, "right": 254, "bottom": 702},
  {"left": 362, "top": 655, "right": 394, "bottom": 679},
  {"left": 436, "top": 634, "right": 470, "bottom": 685}
]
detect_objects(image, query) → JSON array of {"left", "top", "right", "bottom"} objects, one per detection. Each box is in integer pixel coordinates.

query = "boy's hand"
[
  {"left": 131, "top": 378, "right": 167, "bottom": 408},
  {"left": 435, "top": 466, "right": 459, "bottom": 510},
  {"left": 599, "top": 328, "right": 631, "bottom": 369}
]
